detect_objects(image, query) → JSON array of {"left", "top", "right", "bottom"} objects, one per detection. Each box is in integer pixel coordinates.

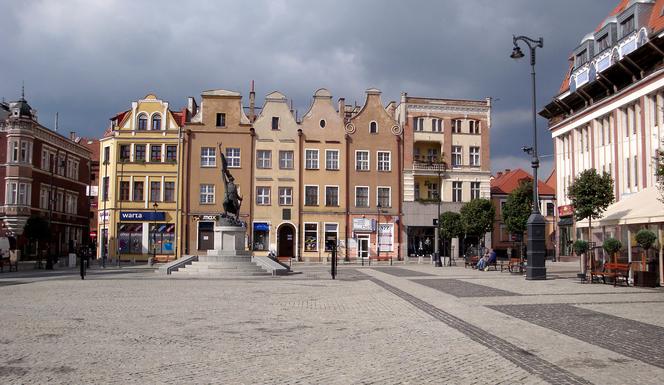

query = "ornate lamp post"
[
  {"left": 511, "top": 35, "right": 547, "bottom": 280},
  {"left": 428, "top": 157, "right": 446, "bottom": 267}
]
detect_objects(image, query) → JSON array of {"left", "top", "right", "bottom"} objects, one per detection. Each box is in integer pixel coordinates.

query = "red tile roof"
[
  {"left": 80, "top": 137, "right": 100, "bottom": 162},
  {"left": 491, "top": 168, "right": 555, "bottom": 196},
  {"left": 545, "top": 168, "right": 556, "bottom": 192}
]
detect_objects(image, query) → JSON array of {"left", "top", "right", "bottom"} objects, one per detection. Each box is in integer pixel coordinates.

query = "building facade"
[
  {"left": 299, "top": 89, "right": 347, "bottom": 261},
  {"left": 182, "top": 90, "right": 253, "bottom": 255},
  {"left": 540, "top": 0, "right": 664, "bottom": 266},
  {"left": 490, "top": 168, "right": 556, "bottom": 259},
  {"left": 345, "top": 88, "right": 402, "bottom": 262},
  {"left": 395, "top": 94, "right": 492, "bottom": 260},
  {"left": 0, "top": 95, "right": 91, "bottom": 258},
  {"left": 252, "top": 91, "right": 301, "bottom": 259},
  {"left": 98, "top": 94, "right": 184, "bottom": 262},
  {"left": 82, "top": 137, "right": 100, "bottom": 254}
]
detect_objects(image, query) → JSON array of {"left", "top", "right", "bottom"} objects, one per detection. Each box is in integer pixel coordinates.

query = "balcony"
[{"left": 413, "top": 161, "right": 447, "bottom": 172}]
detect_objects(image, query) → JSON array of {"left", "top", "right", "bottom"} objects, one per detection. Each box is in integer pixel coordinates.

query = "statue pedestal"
[{"left": 206, "top": 225, "right": 250, "bottom": 258}]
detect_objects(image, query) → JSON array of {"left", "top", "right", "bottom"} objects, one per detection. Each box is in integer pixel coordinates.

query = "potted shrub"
[
  {"left": 602, "top": 238, "right": 622, "bottom": 264},
  {"left": 573, "top": 239, "right": 590, "bottom": 275},
  {"left": 635, "top": 229, "right": 657, "bottom": 269}
]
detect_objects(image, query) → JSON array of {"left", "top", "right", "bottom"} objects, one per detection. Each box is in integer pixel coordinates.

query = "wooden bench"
[
  {"left": 464, "top": 255, "right": 479, "bottom": 269},
  {"left": 590, "top": 262, "right": 630, "bottom": 286},
  {"left": 507, "top": 258, "right": 524, "bottom": 273},
  {"left": 0, "top": 252, "right": 18, "bottom": 273}
]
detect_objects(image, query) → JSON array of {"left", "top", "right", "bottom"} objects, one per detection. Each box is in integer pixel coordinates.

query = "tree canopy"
[
  {"left": 567, "top": 169, "right": 614, "bottom": 225},
  {"left": 23, "top": 216, "right": 50, "bottom": 242},
  {"left": 502, "top": 179, "right": 533, "bottom": 237},
  {"left": 439, "top": 211, "right": 463, "bottom": 240},
  {"left": 460, "top": 198, "right": 495, "bottom": 238}
]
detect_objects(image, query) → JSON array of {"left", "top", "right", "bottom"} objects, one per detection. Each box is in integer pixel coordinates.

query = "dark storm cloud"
[{"left": 0, "top": 0, "right": 618, "bottom": 177}]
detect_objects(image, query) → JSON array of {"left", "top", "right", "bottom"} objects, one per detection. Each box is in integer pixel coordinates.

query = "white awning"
[{"left": 584, "top": 187, "right": 664, "bottom": 226}]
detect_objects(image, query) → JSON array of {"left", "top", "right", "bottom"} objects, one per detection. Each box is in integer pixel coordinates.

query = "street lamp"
[
  {"left": 152, "top": 202, "right": 158, "bottom": 265},
  {"left": 511, "top": 34, "right": 546, "bottom": 280},
  {"left": 429, "top": 157, "right": 446, "bottom": 267}
]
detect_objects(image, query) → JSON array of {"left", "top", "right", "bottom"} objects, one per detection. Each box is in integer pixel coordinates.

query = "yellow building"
[{"left": 98, "top": 94, "right": 184, "bottom": 262}]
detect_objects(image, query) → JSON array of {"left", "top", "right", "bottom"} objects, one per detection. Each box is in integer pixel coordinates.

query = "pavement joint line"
[{"left": 364, "top": 274, "right": 592, "bottom": 385}]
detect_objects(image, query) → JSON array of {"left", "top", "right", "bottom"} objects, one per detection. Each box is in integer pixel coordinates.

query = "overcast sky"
[{"left": 0, "top": 0, "right": 618, "bottom": 178}]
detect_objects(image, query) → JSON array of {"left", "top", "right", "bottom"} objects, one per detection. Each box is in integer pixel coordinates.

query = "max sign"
[{"left": 120, "top": 211, "right": 166, "bottom": 221}]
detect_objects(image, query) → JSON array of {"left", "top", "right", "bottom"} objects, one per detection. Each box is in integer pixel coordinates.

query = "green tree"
[
  {"left": 502, "top": 179, "right": 533, "bottom": 240},
  {"left": 635, "top": 229, "right": 657, "bottom": 269},
  {"left": 460, "top": 198, "right": 495, "bottom": 247},
  {"left": 567, "top": 169, "right": 614, "bottom": 240},
  {"left": 439, "top": 211, "right": 463, "bottom": 257},
  {"left": 657, "top": 147, "right": 664, "bottom": 202}
]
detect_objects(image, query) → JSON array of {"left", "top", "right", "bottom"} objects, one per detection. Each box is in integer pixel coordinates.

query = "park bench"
[
  {"left": 507, "top": 258, "right": 524, "bottom": 273},
  {"left": 464, "top": 255, "right": 479, "bottom": 269},
  {"left": 590, "top": 262, "right": 630, "bottom": 286},
  {"left": 0, "top": 251, "right": 18, "bottom": 273}
]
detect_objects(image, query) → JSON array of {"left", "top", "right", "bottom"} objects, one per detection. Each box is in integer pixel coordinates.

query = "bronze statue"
[{"left": 219, "top": 143, "right": 243, "bottom": 224}]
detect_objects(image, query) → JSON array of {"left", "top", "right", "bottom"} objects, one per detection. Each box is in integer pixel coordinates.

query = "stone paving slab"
[
  {"left": 411, "top": 278, "right": 521, "bottom": 297},
  {"left": 371, "top": 267, "right": 435, "bottom": 277}
]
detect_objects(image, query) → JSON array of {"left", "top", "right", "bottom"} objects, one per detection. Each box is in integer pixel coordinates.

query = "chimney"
[
  {"left": 249, "top": 80, "right": 255, "bottom": 122},
  {"left": 70, "top": 131, "right": 76, "bottom": 141},
  {"left": 505, "top": 168, "right": 511, "bottom": 173},
  {"left": 338, "top": 97, "right": 345, "bottom": 119},
  {"left": 497, "top": 171, "right": 503, "bottom": 178}
]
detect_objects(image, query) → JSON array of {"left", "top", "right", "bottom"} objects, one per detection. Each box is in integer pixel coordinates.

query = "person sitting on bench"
[{"left": 477, "top": 249, "right": 496, "bottom": 271}]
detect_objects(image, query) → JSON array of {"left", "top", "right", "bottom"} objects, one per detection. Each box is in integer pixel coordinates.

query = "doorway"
[
  {"left": 277, "top": 223, "right": 295, "bottom": 258},
  {"left": 357, "top": 235, "right": 369, "bottom": 260},
  {"left": 198, "top": 222, "right": 214, "bottom": 251}
]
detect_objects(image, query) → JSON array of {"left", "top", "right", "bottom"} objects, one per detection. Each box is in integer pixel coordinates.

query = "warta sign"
[{"left": 120, "top": 211, "right": 166, "bottom": 221}]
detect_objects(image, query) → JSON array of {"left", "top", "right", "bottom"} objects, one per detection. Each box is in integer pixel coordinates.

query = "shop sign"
[
  {"left": 197, "top": 215, "right": 219, "bottom": 221},
  {"left": 558, "top": 205, "right": 574, "bottom": 217},
  {"left": 353, "top": 218, "right": 375, "bottom": 232},
  {"left": 120, "top": 211, "right": 166, "bottom": 221},
  {"left": 98, "top": 210, "right": 109, "bottom": 222},
  {"left": 254, "top": 222, "right": 269, "bottom": 231}
]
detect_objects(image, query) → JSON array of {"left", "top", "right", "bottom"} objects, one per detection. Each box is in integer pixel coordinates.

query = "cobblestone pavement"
[{"left": 0, "top": 262, "right": 663, "bottom": 384}]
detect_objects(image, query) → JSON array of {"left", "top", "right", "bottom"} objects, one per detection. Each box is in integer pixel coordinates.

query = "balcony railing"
[{"left": 413, "top": 161, "right": 447, "bottom": 171}]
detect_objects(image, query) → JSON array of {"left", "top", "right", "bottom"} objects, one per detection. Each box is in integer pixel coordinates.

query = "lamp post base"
[{"left": 526, "top": 212, "right": 547, "bottom": 280}]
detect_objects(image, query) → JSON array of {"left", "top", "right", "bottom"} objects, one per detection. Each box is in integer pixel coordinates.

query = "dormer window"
[
  {"left": 137, "top": 114, "right": 148, "bottom": 130},
  {"left": 576, "top": 49, "right": 588, "bottom": 67},
  {"left": 621, "top": 15, "right": 634, "bottom": 37},
  {"left": 597, "top": 34, "right": 609, "bottom": 52},
  {"left": 272, "top": 116, "right": 279, "bottom": 130},
  {"left": 151, "top": 114, "right": 161, "bottom": 130},
  {"left": 370, "top": 121, "right": 377, "bottom": 134}
]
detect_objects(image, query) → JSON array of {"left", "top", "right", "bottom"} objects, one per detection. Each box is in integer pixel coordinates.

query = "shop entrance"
[
  {"left": 357, "top": 235, "right": 369, "bottom": 259},
  {"left": 198, "top": 221, "right": 214, "bottom": 251},
  {"left": 277, "top": 223, "right": 295, "bottom": 258}
]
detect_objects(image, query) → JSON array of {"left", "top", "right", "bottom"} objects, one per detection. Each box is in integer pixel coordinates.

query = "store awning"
[{"left": 580, "top": 187, "right": 664, "bottom": 227}]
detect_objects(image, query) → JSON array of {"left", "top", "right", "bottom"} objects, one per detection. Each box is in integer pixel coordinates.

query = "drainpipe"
[
  {"left": 345, "top": 133, "right": 350, "bottom": 262},
  {"left": 397, "top": 134, "right": 402, "bottom": 262},
  {"left": 184, "top": 129, "right": 192, "bottom": 254},
  {"left": 174, "top": 123, "right": 184, "bottom": 259},
  {"left": 297, "top": 128, "right": 303, "bottom": 261},
  {"left": 249, "top": 127, "right": 256, "bottom": 251}
]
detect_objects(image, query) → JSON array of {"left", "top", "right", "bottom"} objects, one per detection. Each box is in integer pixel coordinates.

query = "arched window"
[
  {"left": 151, "top": 114, "right": 162, "bottom": 130},
  {"left": 137, "top": 114, "right": 148, "bottom": 130},
  {"left": 370, "top": 121, "right": 377, "bottom": 134}
]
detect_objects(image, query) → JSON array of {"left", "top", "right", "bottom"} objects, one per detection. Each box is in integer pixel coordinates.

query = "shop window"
[
  {"left": 118, "top": 224, "right": 143, "bottom": 254},
  {"left": 324, "top": 223, "right": 338, "bottom": 252},
  {"left": 149, "top": 223, "right": 175, "bottom": 254},
  {"left": 304, "top": 223, "right": 318, "bottom": 252},
  {"left": 253, "top": 222, "right": 269, "bottom": 251}
]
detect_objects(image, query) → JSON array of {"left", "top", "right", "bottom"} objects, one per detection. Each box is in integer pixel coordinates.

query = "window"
[
  {"left": 626, "top": 158, "right": 631, "bottom": 189},
  {"left": 470, "top": 182, "right": 480, "bottom": 200},
  {"left": 432, "top": 118, "right": 442, "bottom": 132},
  {"left": 5, "top": 182, "right": 30, "bottom": 205},
  {"left": 151, "top": 145, "right": 161, "bottom": 162},
  {"left": 355, "top": 186, "right": 369, "bottom": 207},
  {"left": 8, "top": 141, "right": 18, "bottom": 163},
  {"left": 427, "top": 182, "right": 438, "bottom": 200},
  {"left": 56, "top": 191, "right": 64, "bottom": 212},
  {"left": 576, "top": 49, "right": 588, "bottom": 66},
  {"left": 65, "top": 193, "right": 76, "bottom": 213},
  {"left": 452, "top": 119, "right": 462, "bottom": 133},
  {"left": 279, "top": 150, "right": 294, "bottom": 169},
  {"left": 119, "top": 145, "right": 130, "bottom": 161},
  {"left": 377, "top": 187, "right": 390, "bottom": 208},
  {"left": 378, "top": 223, "right": 393, "bottom": 252},
  {"left": 252, "top": 222, "right": 269, "bottom": 251},
  {"left": 150, "top": 181, "right": 161, "bottom": 202},
  {"left": 41, "top": 149, "right": 51, "bottom": 170},
  {"left": 256, "top": 186, "right": 270, "bottom": 205},
  {"left": 120, "top": 224, "right": 144, "bottom": 255},
  {"left": 453, "top": 181, "right": 462, "bottom": 202},
  {"left": 200, "top": 147, "right": 216, "bottom": 167},
  {"left": 151, "top": 114, "right": 161, "bottom": 130},
  {"left": 427, "top": 149, "right": 438, "bottom": 162},
  {"left": 133, "top": 181, "right": 144, "bottom": 201},
  {"left": 200, "top": 184, "right": 215, "bottom": 204},
  {"left": 103, "top": 147, "right": 110, "bottom": 164},
  {"left": 58, "top": 154, "right": 65, "bottom": 175},
  {"left": 216, "top": 113, "right": 226, "bottom": 127},
  {"left": 469, "top": 147, "right": 480, "bottom": 166},
  {"left": 325, "top": 150, "right": 339, "bottom": 170},
  {"left": 414, "top": 117, "right": 424, "bottom": 131},
  {"left": 305, "top": 185, "right": 319, "bottom": 206},
  {"left": 19, "top": 141, "right": 32, "bottom": 163},
  {"left": 135, "top": 144, "right": 146, "bottom": 161},
  {"left": 324, "top": 223, "right": 338, "bottom": 252},
  {"left": 304, "top": 223, "right": 318, "bottom": 252},
  {"left": 452, "top": 146, "right": 462, "bottom": 167},
  {"left": 137, "top": 114, "right": 148, "bottom": 130},
  {"left": 414, "top": 182, "right": 420, "bottom": 200},
  {"left": 370, "top": 121, "right": 377, "bottom": 134},
  {"left": 621, "top": 15, "right": 634, "bottom": 37},
  {"left": 148, "top": 223, "right": 175, "bottom": 255},
  {"left": 278, "top": 187, "right": 292, "bottom": 205},
  {"left": 546, "top": 202, "right": 555, "bottom": 217},
  {"left": 469, "top": 120, "right": 480, "bottom": 134},
  {"left": 325, "top": 186, "right": 339, "bottom": 206},
  {"left": 272, "top": 116, "right": 279, "bottom": 130},
  {"left": 226, "top": 148, "right": 240, "bottom": 168},
  {"left": 164, "top": 181, "right": 175, "bottom": 202},
  {"left": 119, "top": 181, "right": 130, "bottom": 201},
  {"left": 320, "top": 119, "right": 326, "bottom": 128},
  {"left": 651, "top": 94, "right": 660, "bottom": 127},
  {"left": 166, "top": 145, "right": 177, "bottom": 162},
  {"left": 102, "top": 177, "right": 109, "bottom": 201},
  {"left": 40, "top": 186, "right": 49, "bottom": 209},
  {"left": 597, "top": 34, "right": 609, "bottom": 51},
  {"left": 257, "top": 150, "right": 272, "bottom": 169},
  {"left": 377, "top": 151, "right": 391, "bottom": 171},
  {"left": 634, "top": 155, "right": 638, "bottom": 188},
  {"left": 355, "top": 151, "right": 369, "bottom": 171},
  {"left": 305, "top": 149, "right": 319, "bottom": 169},
  {"left": 67, "top": 159, "right": 79, "bottom": 179}
]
